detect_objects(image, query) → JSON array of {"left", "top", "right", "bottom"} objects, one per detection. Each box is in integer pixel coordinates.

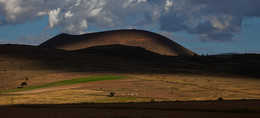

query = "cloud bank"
[{"left": 0, "top": 0, "right": 260, "bottom": 41}]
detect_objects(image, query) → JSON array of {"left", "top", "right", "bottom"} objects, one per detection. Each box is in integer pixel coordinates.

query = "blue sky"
[{"left": 0, "top": 0, "right": 260, "bottom": 55}]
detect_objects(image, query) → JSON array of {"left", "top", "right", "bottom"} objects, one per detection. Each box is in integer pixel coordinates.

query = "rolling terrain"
[
  {"left": 1, "top": 44, "right": 260, "bottom": 80},
  {"left": 1, "top": 30, "right": 260, "bottom": 118},
  {"left": 0, "top": 44, "right": 259, "bottom": 100}
]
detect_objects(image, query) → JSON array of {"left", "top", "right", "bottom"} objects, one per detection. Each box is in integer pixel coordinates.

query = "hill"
[
  {"left": 1, "top": 44, "right": 260, "bottom": 104},
  {"left": 1, "top": 44, "right": 260, "bottom": 78},
  {"left": 39, "top": 29, "right": 196, "bottom": 56}
]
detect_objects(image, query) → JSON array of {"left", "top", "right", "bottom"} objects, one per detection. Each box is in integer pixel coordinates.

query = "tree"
[
  {"left": 21, "top": 82, "right": 27, "bottom": 86},
  {"left": 218, "top": 97, "right": 223, "bottom": 101},
  {"left": 109, "top": 92, "right": 115, "bottom": 97}
]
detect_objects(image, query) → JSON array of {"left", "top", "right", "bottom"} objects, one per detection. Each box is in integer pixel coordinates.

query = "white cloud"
[
  {"left": 57, "top": 0, "right": 111, "bottom": 34},
  {"left": 65, "top": 24, "right": 74, "bottom": 33},
  {"left": 165, "top": 0, "right": 173, "bottom": 13},
  {"left": 65, "top": 11, "right": 73, "bottom": 18},
  {"left": 48, "top": 8, "right": 60, "bottom": 28},
  {"left": 80, "top": 20, "right": 87, "bottom": 29},
  {"left": 79, "top": 20, "right": 87, "bottom": 34},
  {"left": 0, "top": 0, "right": 22, "bottom": 21},
  {"left": 37, "top": 11, "right": 48, "bottom": 16},
  {"left": 74, "top": 0, "right": 81, "bottom": 7},
  {"left": 88, "top": 8, "right": 103, "bottom": 17},
  {"left": 123, "top": 0, "right": 146, "bottom": 9}
]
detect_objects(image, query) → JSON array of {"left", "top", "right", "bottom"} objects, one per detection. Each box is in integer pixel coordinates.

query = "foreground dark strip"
[{"left": 1, "top": 100, "right": 259, "bottom": 118}]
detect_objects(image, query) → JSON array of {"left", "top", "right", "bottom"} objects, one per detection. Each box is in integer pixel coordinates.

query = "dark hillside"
[{"left": 1, "top": 44, "right": 260, "bottom": 78}]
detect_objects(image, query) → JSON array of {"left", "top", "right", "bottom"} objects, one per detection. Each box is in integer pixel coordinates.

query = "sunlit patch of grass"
[
  {"left": 0, "top": 89, "right": 151, "bottom": 105},
  {"left": 0, "top": 76, "right": 124, "bottom": 94}
]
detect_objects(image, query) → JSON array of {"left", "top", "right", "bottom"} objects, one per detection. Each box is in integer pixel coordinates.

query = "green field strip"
[{"left": 0, "top": 76, "right": 124, "bottom": 94}]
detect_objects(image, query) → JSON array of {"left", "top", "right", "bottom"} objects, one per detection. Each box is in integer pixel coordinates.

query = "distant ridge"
[
  {"left": 39, "top": 29, "right": 197, "bottom": 56},
  {"left": 212, "top": 53, "right": 242, "bottom": 56},
  {"left": 212, "top": 52, "right": 259, "bottom": 56}
]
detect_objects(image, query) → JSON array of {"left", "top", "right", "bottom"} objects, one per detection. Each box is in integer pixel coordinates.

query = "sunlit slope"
[{"left": 39, "top": 29, "right": 196, "bottom": 56}]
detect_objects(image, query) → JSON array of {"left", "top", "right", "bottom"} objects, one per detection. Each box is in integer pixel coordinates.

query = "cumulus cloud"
[
  {"left": 65, "top": 11, "right": 73, "bottom": 18},
  {"left": 37, "top": 11, "right": 48, "bottom": 16},
  {"left": 165, "top": 0, "right": 173, "bottom": 13},
  {"left": 0, "top": 0, "right": 260, "bottom": 41},
  {"left": 0, "top": 0, "right": 71, "bottom": 25},
  {"left": 48, "top": 8, "right": 60, "bottom": 28},
  {"left": 123, "top": 0, "right": 146, "bottom": 9},
  {"left": 154, "top": 0, "right": 260, "bottom": 41},
  {"left": 58, "top": 0, "right": 112, "bottom": 34}
]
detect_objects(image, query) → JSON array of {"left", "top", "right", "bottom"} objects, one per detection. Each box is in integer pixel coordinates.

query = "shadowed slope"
[
  {"left": 1, "top": 44, "right": 260, "bottom": 79},
  {"left": 39, "top": 29, "right": 196, "bottom": 56}
]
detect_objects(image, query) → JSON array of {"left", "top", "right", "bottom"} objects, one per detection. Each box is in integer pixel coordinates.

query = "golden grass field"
[{"left": 1, "top": 73, "right": 259, "bottom": 105}]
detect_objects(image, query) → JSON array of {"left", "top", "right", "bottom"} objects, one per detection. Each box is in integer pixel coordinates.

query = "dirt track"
[
  {"left": 0, "top": 100, "right": 259, "bottom": 118},
  {"left": 6, "top": 83, "right": 95, "bottom": 95}
]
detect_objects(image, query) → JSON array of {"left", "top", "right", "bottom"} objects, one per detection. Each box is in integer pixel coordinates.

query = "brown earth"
[
  {"left": 39, "top": 29, "right": 196, "bottom": 56},
  {"left": 0, "top": 100, "right": 259, "bottom": 118}
]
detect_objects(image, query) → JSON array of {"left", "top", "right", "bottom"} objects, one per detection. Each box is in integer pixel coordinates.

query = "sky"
[{"left": 0, "top": 0, "right": 260, "bottom": 55}]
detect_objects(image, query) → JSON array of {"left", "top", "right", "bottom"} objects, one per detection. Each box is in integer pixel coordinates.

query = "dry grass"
[
  {"left": 0, "top": 89, "right": 150, "bottom": 105},
  {"left": 129, "top": 74, "right": 260, "bottom": 101},
  {"left": 0, "top": 73, "right": 260, "bottom": 105}
]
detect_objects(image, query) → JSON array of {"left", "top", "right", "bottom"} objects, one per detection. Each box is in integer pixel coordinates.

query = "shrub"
[
  {"left": 150, "top": 99, "right": 155, "bottom": 102},
  {"left": 109, "top": 92, "right": 115, "bottom": 97},
  {"left": 218, "top": 97, "right": 223, "bottom": 101},
  {"left": 21, "top": 82, "right": 27, "bottom": 86}
]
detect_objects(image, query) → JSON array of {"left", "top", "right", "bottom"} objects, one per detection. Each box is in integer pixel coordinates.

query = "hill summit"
[{"left": 39, "top": 29, "right": 196, "bottom": 56}]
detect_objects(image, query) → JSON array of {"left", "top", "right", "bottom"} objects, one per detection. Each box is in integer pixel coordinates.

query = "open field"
[{"left": 0, "top": 74, "right": 259, "bottom": 105}]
